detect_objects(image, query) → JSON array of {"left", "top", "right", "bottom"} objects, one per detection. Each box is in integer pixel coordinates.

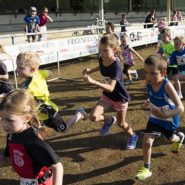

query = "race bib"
[
  {"left": 20, "top": 177, "right": 38, "bottom": 185},
  {"left": 103, "top": 76, "right": 110, "bottom": 84}
]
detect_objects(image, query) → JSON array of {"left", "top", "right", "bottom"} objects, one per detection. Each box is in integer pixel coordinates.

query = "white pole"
[
  {"left": 99, "top": 0, "right": 104, "bottom": 25},
  {"left": 56, "top": 0, "right": 59, "bottom": 11},
  {"left": 167, "top": 0, "right": 171, "bottom": 23}
]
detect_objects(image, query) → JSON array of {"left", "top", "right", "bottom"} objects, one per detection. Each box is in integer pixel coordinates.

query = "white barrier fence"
[{"left": 2, "top": 25, "right": 185, "bottom": 87}]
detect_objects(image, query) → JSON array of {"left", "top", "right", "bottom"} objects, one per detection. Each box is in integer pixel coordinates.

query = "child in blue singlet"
[
  {"left": 83, "top": 34, "right": 138, "bottom": 150},
  {"left": 170, "top": 36, "right": 185, "bottom": 88},
  {"left": 136, "top": 55, "right": 184, "bottom": 181}
]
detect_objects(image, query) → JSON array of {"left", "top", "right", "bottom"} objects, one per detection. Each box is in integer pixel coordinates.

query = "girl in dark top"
[{"left": 83, "top": 34, "right": 138, "bottom": 149}]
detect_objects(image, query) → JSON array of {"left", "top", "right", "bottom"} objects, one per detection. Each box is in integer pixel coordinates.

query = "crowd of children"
[{"left": 0, "top": 17, "right": 185, "bottom": 184}]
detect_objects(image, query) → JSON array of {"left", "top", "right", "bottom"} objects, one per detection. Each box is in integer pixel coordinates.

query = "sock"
[
  {"left": 65, "top": 112, "right": 83, "bottom": 130},
  {"left": 144, "top": 163, "right": 151, "bottom": 169}
]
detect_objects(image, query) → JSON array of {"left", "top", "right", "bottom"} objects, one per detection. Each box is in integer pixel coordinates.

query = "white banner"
[{"left": 4, "top": 26, "right": 185, "bottom": 72}]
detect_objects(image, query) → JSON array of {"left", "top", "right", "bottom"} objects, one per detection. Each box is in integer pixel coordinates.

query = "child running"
[
  {"left": 83, "top": 34, "right": 138, "bottom": 149},
  {"left": 160, "top": 28, "right": 182, "bottom": 98},
  {"left": 16, "top": 51, "right": 86, "bottom": 133},
  {"left": 170, "top": 36, "right": 185, "bottom": 84},
  {"left": 120, "top": 33, "right": 144, "bottom": 85},
  {"left": 136, "top": 55, "right": 184, "bottom": 181},
  {"left": 0, "top": 89, "right": 63, "bottom": 185}
]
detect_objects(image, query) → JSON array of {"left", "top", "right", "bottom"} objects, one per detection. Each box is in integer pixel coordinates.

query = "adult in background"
[
  {"left": 120, "top": 14, "right": 128, "bottom": 33},
  {"left": 177, "top": 9, "right": 183, "bottom": 22},
  {"left": 24, "top": 6, "right": 40, "bottom": 42},
  {"left": 38, "top": 7, "right": 53, "bottom": 41},
  {"left": 144, "top": 9, "right": 157, "bottom": 29}
]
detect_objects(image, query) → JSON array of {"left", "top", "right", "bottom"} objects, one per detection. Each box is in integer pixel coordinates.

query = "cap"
[
  {"left": 158, "top": 21, "right": 168, "bottom": 29},
  {"left": 30, "top": 6, "right": 37, "bottom": 12}
]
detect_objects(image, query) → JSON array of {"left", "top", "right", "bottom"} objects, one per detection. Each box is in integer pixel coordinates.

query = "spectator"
[
  {"left": 120, "top": 14, "right": 128, "bottom": 33},
  {"left": 144, "top": 9, "right": 157, "bottom": 29},
  {"left": 24, "top": 6, "right": 40, "bottom": 42},
  {"left": 38, "top": 7, "right": 53, "bottom": 41},
  {"left": 177, "top": 9, "right": 183, "bottom": 22},
  {"left": 170, "top": 10, "right": 178, "bottom": 26}
]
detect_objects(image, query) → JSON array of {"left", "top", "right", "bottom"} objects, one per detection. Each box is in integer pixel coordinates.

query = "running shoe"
[
  {"left": 100, "top": 116, "right": 116, "bottom": 136},
  {"left": 171, "top": 132, "right": 185, "bottom": 153},
  {"left": 126, "top": 134, "right": 138, "bottom": 149},
  {"left": 135, "top": 167, "right": 152, "bottom": 181}
]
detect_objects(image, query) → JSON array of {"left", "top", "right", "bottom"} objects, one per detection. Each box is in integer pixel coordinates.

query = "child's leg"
[
  {"left": 136, "top": 134, "right": 154, "bottom": 181},
  {"left": 117, "top": 110, "right": 134, "bottom": 136},
  {"left": 65, "top": 107, "right": 87, "bottom": 131},
  {"left": 89, "top": 100, "right": 111, "bottom": 123},
  {"left": 142, "top": 134, "right": 155, "bottom": 168},
  {"left": 90, "top": 98, "right": 114, "bottom": 136},
  {"left": 117, "top": 110, "right": 138, "bottom": 149}
]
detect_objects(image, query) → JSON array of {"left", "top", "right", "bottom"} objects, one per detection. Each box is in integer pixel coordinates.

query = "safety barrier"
[{"left": 1, "top": 24, "right": 185, "bottom": 88}]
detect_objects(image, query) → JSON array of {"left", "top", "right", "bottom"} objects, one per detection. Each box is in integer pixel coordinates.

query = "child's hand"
[
  {"left": 141, "top": 99, "right": 150, "bottom": 109},
  {"left": 83, "top": 74, "right": 95, "bottom": 84},
  {"left": 83, "top": 68, "right": 91, "bottom": 75},
  {"left": 150, "top": 106, "right": 169, "bottom": 119}
]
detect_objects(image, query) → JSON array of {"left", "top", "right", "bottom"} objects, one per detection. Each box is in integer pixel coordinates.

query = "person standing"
[
  {"left": 120, "top": 14, "right": 128, "bottom": 33},
  {"left": 24, "top": 6, "right": 40, "bottom": 42},
  {"left": 144, "top": 9, "right": 157, "bottom": 28},
  {"left": 38, "top": 7, "right": 53, "bottom": 41}
]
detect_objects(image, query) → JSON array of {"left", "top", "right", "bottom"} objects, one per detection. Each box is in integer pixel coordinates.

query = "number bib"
[{"left": 20, "top": 177, "right": 38, "bottom": 185}]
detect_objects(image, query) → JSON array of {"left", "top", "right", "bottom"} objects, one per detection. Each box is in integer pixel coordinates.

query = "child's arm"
[
  {"left": 129, "top": 47, "right": 144, "bottom": 62},
  {"left": 83, "top": 66, "right": 99, "bottom": 75},
  {"left": 47, "top": 15, "right": 53, "bottom": 22},
  {"left": 84, "top": 74, "right": 116, "bottom": 92},
  {"left": 165, "top": 82, "right": 184, "bottom": 116},
  {"left": 151, "top": 82, "right": 184, "bottom": 119},
  {"left": 50, "top": 162, "right": 63, "bottom": 185},
  {"left": 0, "top": 74, "right": 9, "bottom": 80},
  {"left": 0, "top": 155, "right": 11, "bottom": 167}
]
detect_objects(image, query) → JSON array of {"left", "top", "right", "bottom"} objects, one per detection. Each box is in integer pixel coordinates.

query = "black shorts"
[
  {"left": 167, "top": 66, "right": 179, "bottom": 76},
  {"left": 143, "top": 121, "right": 175, "bottom": 140},
  {"left": 123, "top": 64, "right": 131, "bottom": 76}
]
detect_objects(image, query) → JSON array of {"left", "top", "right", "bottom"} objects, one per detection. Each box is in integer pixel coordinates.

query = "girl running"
[
  {"left": 83, "top": 34, "right": 138, "bottom": 149},
  {"left": 0, "top": 89, "right": 63, "bottom": 185}
]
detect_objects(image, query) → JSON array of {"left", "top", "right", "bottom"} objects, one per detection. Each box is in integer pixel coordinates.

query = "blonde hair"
[
  {"left": 0, "top": 89, "right": 40, "bottom": 127},
  {"left": 120, "top": 33, "right": 130, "bottom": 45},
  {"left": 174, "top": 36, "right": 185, "bottom": 45},
  {"left": 16, "top": 51, "right": 40, "bottom": 68},
  {"left": 100, "top": 34, "right": 123, "bottom": 61},
  {"left": 161, "top": 28, "right": 171, "bottom": 39}
]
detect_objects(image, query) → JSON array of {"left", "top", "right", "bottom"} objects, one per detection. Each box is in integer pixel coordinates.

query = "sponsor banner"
[{"left": 4, "top": 35, "right": 99, "bottom": 72}]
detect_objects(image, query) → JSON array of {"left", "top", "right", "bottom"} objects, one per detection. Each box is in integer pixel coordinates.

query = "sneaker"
[
  {"left": 76, "top": 107, "right": 88, "bottom": 120},
  {"left": 171, "top": 132, "right": 185, "bottom": 153},
  {"left": 124, "top": 80, "right": 133, "bottom": 85},
  {"left": 100, "top": 116, "right": 116, "bottom": 136},
  {"left": 136, "top": 167, "right": 152, "bottom": 181},
  {"left": 126, "top": 134, "right": 138, "bottom": 149}
]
